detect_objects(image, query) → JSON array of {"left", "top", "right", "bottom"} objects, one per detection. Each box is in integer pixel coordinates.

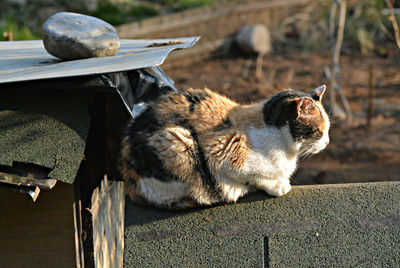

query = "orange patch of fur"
[
  {"left": 147, "top": 127, "right": 196, "bottom": 178},
  {"left": 297, "top": 98, "right": 327, "bottom": 132},
  {"left": 206, "top": 132, "right": 248, "bottom": 170},
  {"left": 230, "top": 104, "right": 265, "bottom": 129},
  {"left": 147, "top": 126, "right": 214, "bottom": 205},
  {"left": 191, "top": 89, "right": 238, "bottom": 132},
  {"left": 228, "top": 134, "right": 248, "bottom": 169}
]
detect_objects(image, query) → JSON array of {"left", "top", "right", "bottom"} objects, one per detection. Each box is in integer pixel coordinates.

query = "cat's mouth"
[
  {"left": 311, "top": 141, "right": 329, "bottom": 154},
  {"left": 300, "top": 140, "right": 328, "bottom": 158}
]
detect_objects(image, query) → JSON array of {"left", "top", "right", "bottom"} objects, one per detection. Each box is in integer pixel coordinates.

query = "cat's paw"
[{"left": 265, "top": 180, "right": 291, "bottom": 197}]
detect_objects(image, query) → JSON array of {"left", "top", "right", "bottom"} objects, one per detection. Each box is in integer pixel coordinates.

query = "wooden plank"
[
  {"left": 0, "top": 171, "right": 57, "bottom": 189},
  {"left": 0, "top": 182, "right": 76, "bottom": 268},
  {"left": 91, "top": 176, "right": 124, "bottom": 268},
  {"left": 74, "top": 92, "right": 109, "bottom": 268},
  {"left": 73, "top": 174, "right": 85, "bottom": 268}
]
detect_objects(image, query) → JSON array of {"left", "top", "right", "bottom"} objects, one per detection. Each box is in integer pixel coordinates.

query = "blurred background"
[{"left": 1, "top": 0, "right": 399, "bottom": 185}]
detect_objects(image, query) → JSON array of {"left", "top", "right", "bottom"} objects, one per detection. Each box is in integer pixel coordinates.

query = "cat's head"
[{"left": 263, "top": 85, "right": 330, "bottom": 155}]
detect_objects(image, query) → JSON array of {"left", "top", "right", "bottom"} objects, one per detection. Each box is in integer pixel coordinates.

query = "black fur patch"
[
  {"left": 171, "top": 113, "right": 221, "bottom": 200},
  {"left": 127, "top": 178, "right": 137, "bottom": 187},
  {"left": 184, "top": 91, "right": 210, "bottom": 112},
  {"left": 214, "top": 118, "right": 233, "bottom": 132},
  {"left": 263, "top": 90, "right": 304, "bottom": 127},
  {"left": 188, "top": 125, "right": 221, "bottom": 200},
  {"left": 125, "top": 105, "right": 221, "bottom": 201},
  {"left": 263, "top": 89, "right": 323, "bottom": 142},
  {"left": 124, "top": 107, "right": 180, "bottom": 182},
  {"left": 289, "top": 121, "right": 322, "bottom": 141}
]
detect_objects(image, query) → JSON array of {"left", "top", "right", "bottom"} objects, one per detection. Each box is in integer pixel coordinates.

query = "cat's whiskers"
[{"left": 299, "top": 143, "right": 315, "bottom": 159}]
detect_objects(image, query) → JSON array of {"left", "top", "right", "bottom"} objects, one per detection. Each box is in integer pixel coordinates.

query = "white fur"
[
  {"left": 245, "top": 124, "right": 298, "bottom": 178},
  {"left": 214, "top": 124, "right": 299, "bottom": 200},
  {"left": 312, "top": 130, "right": 329, "bottom": 153},
  {"left": 243, "top": 124, "right": 298, "bottom": 196},
  {"left": 138, "top": 178, "right": 189, "bottom": 206},
  {"left": 257, "top": 177, "right": 292, "bottom": 197},
  {"left": 316, "top": 102, "right": 331, "bottom": 152},
  {"left": 217, "top": 178, "right": 249, "bottom": 202},
  {"left": 224, "top": 107, "right": 330, "bottom": 197}
]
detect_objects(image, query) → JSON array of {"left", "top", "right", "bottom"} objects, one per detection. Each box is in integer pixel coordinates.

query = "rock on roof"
[{"left": 0, "top": 37, "right": 199, "bottom": 84}]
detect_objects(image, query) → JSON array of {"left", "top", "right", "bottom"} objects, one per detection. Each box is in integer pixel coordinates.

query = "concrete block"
[{"left": 124, "top": 182, "right": 400, "bottom": 267}]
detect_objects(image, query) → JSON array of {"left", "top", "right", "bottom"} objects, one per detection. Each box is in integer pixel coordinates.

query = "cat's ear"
[
  {"left": 310, "top": 85, "right": 326, "bottom": 101},
  {"left": 296, "top": 97, "right": 314, "bottom": 118}
]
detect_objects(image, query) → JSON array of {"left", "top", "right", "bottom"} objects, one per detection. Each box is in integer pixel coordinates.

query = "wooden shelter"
[{"left": 0, "top": 37, "right": 198, "bottom": 267}]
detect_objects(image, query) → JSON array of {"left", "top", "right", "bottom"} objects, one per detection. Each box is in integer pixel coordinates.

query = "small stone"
[
  {"left": 204, "top": 217, "right": 212, "bottom": 222},
  {"left": 42, "top": 12, "right": 120, "bottom": 60},
  {"left": 235, "top": 24, "right": 271, "bottom": 55}
]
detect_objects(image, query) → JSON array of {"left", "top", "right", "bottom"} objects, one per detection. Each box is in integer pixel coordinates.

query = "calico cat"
[{"left": 121, "top": 85, "right": 330, "bottom": 209}]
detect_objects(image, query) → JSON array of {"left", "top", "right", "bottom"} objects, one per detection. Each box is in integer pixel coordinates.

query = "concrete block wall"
[{"left": 124, "top": 181, "right": 400, "bottom": 267}]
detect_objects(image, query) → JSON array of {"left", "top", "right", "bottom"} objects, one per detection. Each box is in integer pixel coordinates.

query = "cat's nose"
[{"left": 325, "top": 139, "right": 330, "bottom": 146}]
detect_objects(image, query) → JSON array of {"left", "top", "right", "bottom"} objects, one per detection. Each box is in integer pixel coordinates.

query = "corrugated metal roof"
[{"left": 0, "top": 37, "right": 199, "bottom": 84}]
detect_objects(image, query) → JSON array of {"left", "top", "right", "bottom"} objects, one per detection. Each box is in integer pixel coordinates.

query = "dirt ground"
[{"left": 167, "top": 50, "right": 400, "bottom": 185}]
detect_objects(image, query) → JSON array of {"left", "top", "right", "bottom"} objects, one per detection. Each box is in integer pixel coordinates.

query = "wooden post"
[
  {"left": 329, "top": 0, "right": 353, "bottom": 123},
  {"left": 385, "top": 0, "right": 400, "bottom": 50}
]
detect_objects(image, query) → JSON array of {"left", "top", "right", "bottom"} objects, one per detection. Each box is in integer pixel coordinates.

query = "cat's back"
[{"left": 127, "top": 88, "right": 238, "bottom": 136}]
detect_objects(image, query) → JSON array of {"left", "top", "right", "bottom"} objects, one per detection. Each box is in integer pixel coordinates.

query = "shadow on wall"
[{"left": 125, "top": 190, "right": 272, "bottom": 226}]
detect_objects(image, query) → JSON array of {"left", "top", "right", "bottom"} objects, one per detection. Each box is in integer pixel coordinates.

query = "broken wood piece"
[
  {"left": 0, "top": 172, "right": 57, "bottom": 189},
  {"left": 29, "top": 186, "right": 41, "bottom": 202},
  {"left": 0, "top": 182, "right": 41, "bottom": 201},
  {"left": 90, "top": 175, "right": 124, "bottom": 268}
]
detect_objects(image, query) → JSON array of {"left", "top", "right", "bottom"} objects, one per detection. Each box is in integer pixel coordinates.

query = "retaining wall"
[{"left": 124, "top": 181, "right": 400, "bottom": 267}]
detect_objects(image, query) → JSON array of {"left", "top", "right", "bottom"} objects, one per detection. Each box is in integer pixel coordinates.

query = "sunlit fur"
[{"left": 121, "top": 85, "right": 330, "bottom": 209}]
